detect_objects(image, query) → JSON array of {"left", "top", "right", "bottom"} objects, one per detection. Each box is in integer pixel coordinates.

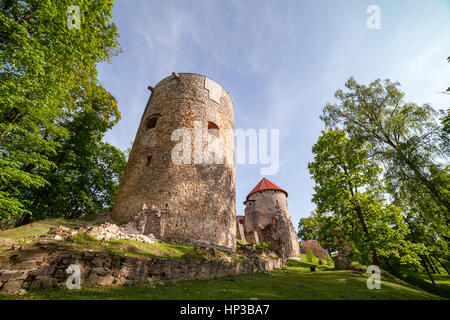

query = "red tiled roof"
[{"left": 246, "top": 178, "right": 288, "bottom": 200}]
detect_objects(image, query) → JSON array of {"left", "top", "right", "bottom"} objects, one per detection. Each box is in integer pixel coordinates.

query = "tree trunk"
[
  {"left": 425, "top": 256, "right": 438, "bottom": 274},
  {"left": 1, "top": 0, "right": 12, "bottom": 12},
  {"left": 411, "top": 264, "right": 418, "bottom": 272},
  {"left": 383, "top": 257, "right": 394, "bottom": 273},
  {"left": 428, "top": 256, "right": 441, "bottom": 274},
  {"left": 346, "top": 183, "right": 381, "bottom": 267},
  {"left": 420, "top": 256, "right": 441, "bottom": 296},
  {"left": 15, "top": 212, "right": 31, "bottom": 227},
  {"left": 354, "top": 205, "right": 381, "bottom": 267},
  {"left": 425, "top": 256, "right": 436, "bottom": 274},
  {"left": 433, "top": 255, "right": 449, "bottom": 277}
]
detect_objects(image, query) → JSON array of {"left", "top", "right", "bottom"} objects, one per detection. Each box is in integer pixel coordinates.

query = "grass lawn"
[
  {"left": 71, "top": 232, "right": 199, "bottom": 259},
  {"left": 0, "top": 219, "right": 199, "bottom": 260},
  {"left": 0, "top": 218, "right": 76, "bottom": 241},
  {"left": 0, "top": 259, "right": 442, "bottom": 300},
  {"left": 395, "top": 263, "right": 450, "bottom": 299},
  {"left": 0, "top": 219, "right": 447, "bottom": 300}
]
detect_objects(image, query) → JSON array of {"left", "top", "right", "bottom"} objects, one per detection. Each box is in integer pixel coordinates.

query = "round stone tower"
[
  {"left": 112, "top": 73, "right": 236, "bottom": 251},
  {"left": 243, "top": 178, "right": 300, "bottom": 257}
]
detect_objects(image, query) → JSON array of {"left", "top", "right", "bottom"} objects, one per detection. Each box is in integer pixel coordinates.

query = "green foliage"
[
  {"left": 312, "top": 77, "right": 449, "bottom": 295},
  {"left": 297, "top": 212, "right": 320, "bottom": 240},
  {"left": 321, "top": 77, "right": 448, "bottom": 221},
  {"left": 305, "top": 248, "right": 314, "bottom": 263},
  {"left": 326, "top": 254, "right": 334, "bottom": 266},
  {"left": 319, "top": 77, "right": 449, "bottom": 274},
  {"left": 31, "top": 140, "right": 126, "bottom": 219},
  {"left": 308, "top": 129, "right": 424, "bottom": 267},
  {"left": 297, "top": 210, "right": 337, "bottom": 253},
  {"left": 0, "top": 218, "right": 75, "bottom": 242},
  {"left": 73, "top": 231, "right": 98, "bottom": 244},
  {"left": 255, "top": 242, "right": 270, "bottom": 250},
  {"left": 0, "top": 0, "right": 124, "bottom": 222}
]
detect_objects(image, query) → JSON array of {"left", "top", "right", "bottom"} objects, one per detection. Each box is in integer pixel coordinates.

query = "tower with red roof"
[{"left": 236, "top": 178, "right": 299, "bottom": 258}]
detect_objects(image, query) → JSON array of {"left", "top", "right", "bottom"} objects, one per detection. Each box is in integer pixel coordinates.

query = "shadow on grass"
[{"left": 2, "top": 266, "right": 441, "bottom": 300}]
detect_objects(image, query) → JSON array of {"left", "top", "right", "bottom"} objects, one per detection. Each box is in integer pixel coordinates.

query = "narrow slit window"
[{"left": 146, "top": 155, "right": 152, "bottom": 166}]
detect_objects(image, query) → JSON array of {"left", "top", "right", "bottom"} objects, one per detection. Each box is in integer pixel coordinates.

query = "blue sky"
[{"left": 98, "top": 0, "right": 450, "bottom": 228}]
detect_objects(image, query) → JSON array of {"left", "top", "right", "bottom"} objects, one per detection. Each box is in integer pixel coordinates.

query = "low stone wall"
[{"left": 0, "top": 244, "right": 285, "bottom": 294}]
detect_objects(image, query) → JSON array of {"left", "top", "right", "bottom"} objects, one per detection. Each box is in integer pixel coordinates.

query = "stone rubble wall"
[
  {"left": 0, "top": 244, "right": 285, "bottom": 295},
  {"left": 45, "top": 221, "right": 157, "bottom": 244},
  {"left": 299, "top": 240, "right": 329, "bottom": 261},
  {"left": 81, "top": 222, "right": 156, "bottom": 243}
]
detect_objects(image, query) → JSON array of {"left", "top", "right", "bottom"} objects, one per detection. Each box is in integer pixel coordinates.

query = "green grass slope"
[
  {"left": 0, "top": 218, "right": 75, "bottom": 241},
  {"left": 1, "top": 259, "right": 442, "bottom": 300},
  {"left": 0, "top": 219, "right": 446, "bottom": 300}
]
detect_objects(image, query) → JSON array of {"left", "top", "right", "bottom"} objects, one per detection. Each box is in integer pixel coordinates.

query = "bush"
[
  {"left": 326, "top": 254, "right": 334, "bottom": 266},
  {"left": 73, "top": 232, "right": 98, "bottom": 244},
  {"left": 255, "top": 242, "right": 270, "bottom": 250},
  {"left": 305, "top": 248, "right": 315, "bottom": 263}
]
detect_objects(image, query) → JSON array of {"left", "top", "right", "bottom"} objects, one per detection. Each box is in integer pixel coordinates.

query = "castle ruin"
[
  {"left": 112, "top": 73, "right": 236, "bottom": 251},
  {"left": 112, "top": 73, "right": 299, "bottom": 257},
  {"left": 236, "top": 178, "right": 300, "bottom": 258}
]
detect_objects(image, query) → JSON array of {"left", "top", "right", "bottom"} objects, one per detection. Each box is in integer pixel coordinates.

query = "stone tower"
[
  {"left": 237, "top": 178, "right": 299, "bottom": 258},
  {"left": 112, "top": 73, "right": 236, "bottom": 251}
]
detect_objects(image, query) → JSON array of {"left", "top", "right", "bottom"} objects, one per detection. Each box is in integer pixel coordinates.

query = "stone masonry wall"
[
  {"left": 243, "top": 190, "right": 300, "bottom": 258},
  {"left": 0, "top": 244, "right": 285, "bottom": 294},
  {"left": 244, "top": 190, "right": 288, "bottom": 230},
  {"left": 111, "top": 73, "right": 236, "bottom": 251}
]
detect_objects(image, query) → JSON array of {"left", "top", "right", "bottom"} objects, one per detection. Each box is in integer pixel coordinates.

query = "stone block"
[
  {"left": 91, "top": 267, "right": 111, "bottom": 277},
  {"left": 0, "top": 270, "right": 28, "bottom": 281},
  {"left": 31, "top": 275, "right": 54, "bottom": 289},
  {"left": 1, "top": 280, "right": 24, "bottom": 294},
  {"left": 11, "top": 260, "right": 37, "bottom": 270},
  {"left": 0, "top": 262, "right": 10, "bottom": 271},
  {"left": 96, "top": 275, "right": 115, "bottom": 286},
  {"left": 18, "top": 252, "right": 49, "bottom": 261}
]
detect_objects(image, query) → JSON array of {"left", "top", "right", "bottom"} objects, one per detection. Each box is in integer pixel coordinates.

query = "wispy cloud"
[{"left": 99, "top": 0, "right": 450, "bottom": 227}]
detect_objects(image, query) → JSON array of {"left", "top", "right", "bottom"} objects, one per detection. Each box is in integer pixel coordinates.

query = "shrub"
[
  {"left": 305, "top": 248, "right": 315, "bottom": 263},
  {"left": 255, "top": 242, "right": 270, "bottom": 250},
  {"left": 73, "top": 232, "right": 98, "bottom": 244},
  {"left": 326, "top": 254, "right": 334, "bottom": 266}
]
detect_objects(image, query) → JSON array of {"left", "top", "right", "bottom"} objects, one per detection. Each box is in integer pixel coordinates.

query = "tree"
[
  {"left": 321, "top": 77, "right": 449, "bottom": 219},
  {"left": 297, "top": 211, "right": 320, "bottom": 241},
  {"left": 297, "top": 210, "right": 337, "bottom": 254},
  {"left": 0, "top": 0, "right": 123, "bottom": 223},
  {"left": 308, "top": 129, "right": 423, "bottom": 267},
  {"left": 28, "top": 84, "right": 126, "bottom": 219}
]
